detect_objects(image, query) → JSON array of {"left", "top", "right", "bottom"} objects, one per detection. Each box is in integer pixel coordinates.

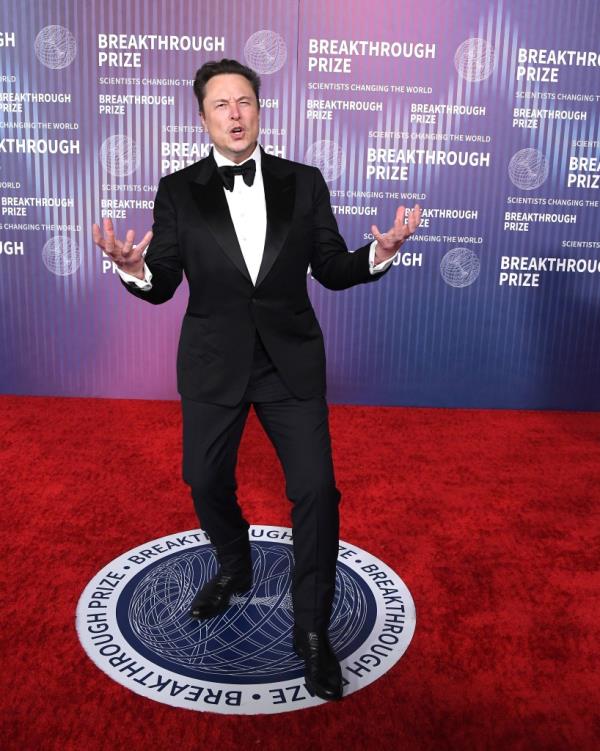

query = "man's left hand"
[{"left": 372, "top": 204, "right": 422, "bottom": 264}]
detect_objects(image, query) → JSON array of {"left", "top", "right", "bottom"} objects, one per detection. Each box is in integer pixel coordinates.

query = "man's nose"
[{"left": 229, "top": 102, "right": 241, "bottom": 119}]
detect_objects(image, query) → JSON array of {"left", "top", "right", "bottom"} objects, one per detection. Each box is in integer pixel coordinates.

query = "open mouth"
[{"left": 230, "top": 126, "right": 244, "bottom": 136}]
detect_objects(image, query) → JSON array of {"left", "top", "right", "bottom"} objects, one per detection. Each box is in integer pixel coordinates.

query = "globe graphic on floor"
[{"left": 117, "top": 542, "right": 374, "bottom": 683}]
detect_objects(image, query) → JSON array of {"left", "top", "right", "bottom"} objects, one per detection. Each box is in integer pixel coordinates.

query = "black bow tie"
[{"left": 217, "top": 159, "right": 256, "bottom": 191}]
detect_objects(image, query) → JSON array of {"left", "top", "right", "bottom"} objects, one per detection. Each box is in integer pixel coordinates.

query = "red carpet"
[{"left": 1, "top": 395, "right": 599, "bottom": 750}]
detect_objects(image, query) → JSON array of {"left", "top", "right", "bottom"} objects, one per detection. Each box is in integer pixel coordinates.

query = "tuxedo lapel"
[
  {"left": 255, "top": 150, "right": 295, "bottom": 288},
  {"left": 189, "top": 156, "right": 252, "bottom": 283},
  {"left": 188, "top": 150, "right": 296, "bottom": 288}
]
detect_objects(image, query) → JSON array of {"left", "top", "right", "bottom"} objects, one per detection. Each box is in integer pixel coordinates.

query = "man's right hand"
[{"left": 92, "top": 217, "right": 153, "bottom": 280}]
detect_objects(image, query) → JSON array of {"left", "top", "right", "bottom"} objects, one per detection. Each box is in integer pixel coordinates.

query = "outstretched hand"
[
  {"left": 371, "top": 204, "right": 422, "bottom": 263},
  {"left": 92, "top": 218, "right": 153, "bottom": 280}
]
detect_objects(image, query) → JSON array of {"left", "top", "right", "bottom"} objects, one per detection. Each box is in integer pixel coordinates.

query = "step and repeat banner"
[{"left": 0, "top": 0, "right": 599, "bottom": 409}]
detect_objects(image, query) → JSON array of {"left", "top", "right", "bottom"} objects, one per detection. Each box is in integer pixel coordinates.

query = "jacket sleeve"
[
  {"left": 120, "top": 177, "right": 183, "bottom": 305},
  {"left": 308, "top": 168, "right": 392, "bottom": 291}
]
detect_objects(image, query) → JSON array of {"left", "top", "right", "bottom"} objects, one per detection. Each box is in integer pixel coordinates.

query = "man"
[{"left": 93, "top": 58, "right": 421, "bottom": 701}]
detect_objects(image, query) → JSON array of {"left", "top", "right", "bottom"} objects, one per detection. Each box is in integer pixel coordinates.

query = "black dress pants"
[{"left": 182, "top": 334, "right": 341, "bottom": 631}]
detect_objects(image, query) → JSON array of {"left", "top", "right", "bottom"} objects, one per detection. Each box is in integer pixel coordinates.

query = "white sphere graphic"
[
  {"left": 304, "top": 140, "right": 345, "bottom": 181},
  {"left": 244, "top": 30, "right": 287, "bottom": 74},
  {"left": 100, "top": 135, "right": 140, "bottom": 177},
  {"left": 508, "top": 148, "right": 549, "bottom": 190},
  {"left": 440, "top": 247, "right": 480, "bottom": 288},
  {"left": 454, "top": 38, "right": 496, "bottom": 82},
  {"left": 42, "top": 235, "right": 81, "bottom": 276},
  {"left": 34, "top": 25, "right": 77, "bottom": 69}
]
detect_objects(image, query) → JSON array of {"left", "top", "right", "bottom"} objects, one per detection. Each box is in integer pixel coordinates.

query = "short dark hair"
[{"left": 193, "top": 58, "right": 261, "bottom": 113}]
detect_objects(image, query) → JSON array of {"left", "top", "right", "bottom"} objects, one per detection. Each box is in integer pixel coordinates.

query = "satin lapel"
[
  {"left": 189, "top": 163, "right": 252, "bottom": 284},
  {"left": 255, "top": 156, "right": 296, "bottom": 288}
]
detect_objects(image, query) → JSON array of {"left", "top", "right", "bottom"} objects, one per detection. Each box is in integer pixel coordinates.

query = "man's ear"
[{"left": 199, "top": 110, "right": 206, "bottom": 128}]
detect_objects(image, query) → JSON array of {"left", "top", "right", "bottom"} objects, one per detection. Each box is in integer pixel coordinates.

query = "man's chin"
[
  {"left": 228, "top": 140, "right": 256, "bottom": 158},
  {"left": 213, "top": 139, "right": 257, "bottom": 162}
]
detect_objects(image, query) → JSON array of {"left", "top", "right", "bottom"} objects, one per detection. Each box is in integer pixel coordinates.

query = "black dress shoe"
[
  {"left": 292, "top": 624, "right": 343, "bottom": 701},
  {"left": 189, "top": 571, "right": 252, "bottom": 619}
]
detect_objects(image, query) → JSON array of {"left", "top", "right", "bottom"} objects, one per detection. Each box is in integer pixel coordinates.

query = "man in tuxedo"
[{"left": 93, "top": 58, "right": 421, "bottom": 701}]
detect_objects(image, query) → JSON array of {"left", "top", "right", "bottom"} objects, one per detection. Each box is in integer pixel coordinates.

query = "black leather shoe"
[
  {"left": 292, "top": 624, "right": 343, "bottom": 701},
  {"left": 189, "top": 571, "right": 252, "bottom": 619}
]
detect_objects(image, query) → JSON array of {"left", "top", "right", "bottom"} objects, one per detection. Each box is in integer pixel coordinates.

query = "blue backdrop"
[{"left": 0, "top": 0, "right": 599, "bottom": 409}]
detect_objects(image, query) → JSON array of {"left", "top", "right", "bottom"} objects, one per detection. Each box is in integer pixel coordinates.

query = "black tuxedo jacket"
[{"left": 123, "top": 148, "right": 391, "bottom": 405}]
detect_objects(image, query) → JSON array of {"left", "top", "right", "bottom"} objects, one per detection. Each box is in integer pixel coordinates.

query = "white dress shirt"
[
  {"left": 117, "top": 144, "right": 396, "bottom": 290},
  {"left": 213, "top": 144, "right": 267, "bottom": 284}
]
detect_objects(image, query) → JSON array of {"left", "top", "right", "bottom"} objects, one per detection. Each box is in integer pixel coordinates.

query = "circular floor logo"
[{"left": 76, "top": 526, "right": 416, "bottom": 714}]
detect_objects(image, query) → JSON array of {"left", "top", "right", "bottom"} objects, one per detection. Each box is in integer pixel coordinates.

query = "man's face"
[{"left": 200, "top": 73, "right": 260, "bottom": 163}]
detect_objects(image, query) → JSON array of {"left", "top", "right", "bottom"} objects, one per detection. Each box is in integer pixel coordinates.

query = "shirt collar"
[{"left": 212, "top": 143, "right": 261, "bottom": 170}]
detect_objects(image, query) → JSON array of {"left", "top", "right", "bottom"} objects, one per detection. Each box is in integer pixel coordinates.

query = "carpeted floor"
[{"left": 1, "top": 395, "right": 598, "bottom": 750}]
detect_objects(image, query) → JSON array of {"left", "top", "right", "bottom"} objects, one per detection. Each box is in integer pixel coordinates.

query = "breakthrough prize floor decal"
[{"left": 76, "top": 525, "right": 416, "bottom": 714}]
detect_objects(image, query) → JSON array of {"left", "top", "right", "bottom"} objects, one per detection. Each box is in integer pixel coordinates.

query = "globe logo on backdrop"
[
  {"left": 77, "top": 526, "right": 416, "bottom": 714},
  {"left": 508, "top": 148, "right": 549, "bottom": 190},
  {"left": 34, "top": 25, "right": 77, "bottom": 69},
  {"left": 305, "top": 140, "right": 345, "bottom": 181},
  {"left": 100, "top": 135, "right": 140, "bottom": 177},
  {"left": 244, "top": 30, "right": 287, "bottom": 74},
  {"left": 440, "top": 247, "right": 480, "bottom": 288},
  {"left": 42, "top": 235, "right": 80, "bottom": 276},
  {"left": 454, "top": 38, "right": 496, "bottom": 82}
]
